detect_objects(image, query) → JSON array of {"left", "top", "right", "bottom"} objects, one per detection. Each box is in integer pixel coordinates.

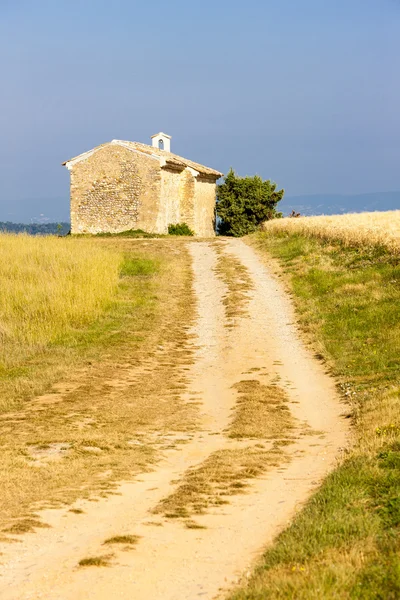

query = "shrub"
[
  {"left": 168, "top": 223, "right": 194, "bottom": 236},
  {"left": 216, "top": 168, "right": 284, "bottom": 237}
]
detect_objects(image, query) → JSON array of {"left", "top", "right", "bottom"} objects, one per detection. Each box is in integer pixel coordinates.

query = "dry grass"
[
  {"left": 78, "top": 554, "right": 113, "bottom": 567},
  {"left": 154, "top": 444, "right": 288, "bottom": 520},
  {"left": 103, "top": 534, "right": 140, "bottom": 546},
  {"left": 0, "top": 234, "right": 121, "bottom": 375},
  {"left": 262, "top": 210, "right": 400, "bottom": 253},
  {"left": 0, "top": 236, "right": 123, "bottom": 415},
  {"left": 3, "top": 518, "right": 50, "bottom": 534},
  {"left": 228, "top": 380, "right": 295, "bottom": 440},
  {"left": 155, "top": 381, "right": 295, "bottom": 521},
  {"left": 0, "top": 239, "right": 198, "bottom": 534},
  {"left": 185, "top": 519, "right": 207, "bottom": 529},
  {"left": 214, "top": 243, "right": 253, "bottom": 325}
]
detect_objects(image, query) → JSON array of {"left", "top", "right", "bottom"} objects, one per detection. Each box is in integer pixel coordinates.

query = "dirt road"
[{"left": 0, "top": 239, "right": 347, "bottom": 599}]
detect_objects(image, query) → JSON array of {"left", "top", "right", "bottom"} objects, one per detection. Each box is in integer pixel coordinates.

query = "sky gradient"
[{"left": 0, "top": 0, "right": 399, "bottom": 222}]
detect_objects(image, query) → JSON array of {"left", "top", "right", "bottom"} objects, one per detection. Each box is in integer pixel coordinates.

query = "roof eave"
[{"left": 62, "top": 140, "right": 223, "bottom": 178}]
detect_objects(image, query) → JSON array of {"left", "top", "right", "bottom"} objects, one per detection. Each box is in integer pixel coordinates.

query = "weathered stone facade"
[
  {"left": 179, "top": 169, "right": 196, "bottom": 231},
  {"left": 63, "top": 135, "right": 222, "bottom": 237},
  {"left": 194, "top": 176, "right": 219, "bottom": 237}
]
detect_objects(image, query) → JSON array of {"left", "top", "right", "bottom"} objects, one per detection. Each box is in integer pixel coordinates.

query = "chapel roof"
[{"left": 62, "top": 139, "right": 223, "bottom": 179}]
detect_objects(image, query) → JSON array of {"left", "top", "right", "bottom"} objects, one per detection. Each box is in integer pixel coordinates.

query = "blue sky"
[{"left": 0, "top": 0, "right": 399, "bottom": 221}]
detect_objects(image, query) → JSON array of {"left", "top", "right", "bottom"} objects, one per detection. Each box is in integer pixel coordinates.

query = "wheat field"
[
  {"left": 262, "top": 210, "right": 400, "bottom": 253},
  {"left": 0, "top": 234, "right": 121, "bottom": 368}
]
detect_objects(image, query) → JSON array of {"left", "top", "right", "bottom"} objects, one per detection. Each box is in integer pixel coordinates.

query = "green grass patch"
[
  {"left": 230, "top": 233, "right": 400, "bottom": 599},
  {"left": 95, "top": 229, "right": 163, "bottom": 238},
  {"left": 120, "top": 256, "right": 160, "bottom": 277}
]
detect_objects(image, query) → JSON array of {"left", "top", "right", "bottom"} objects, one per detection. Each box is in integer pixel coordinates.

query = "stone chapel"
[{"left": 62, "top": 133, "right": 223, "bottom": 236}]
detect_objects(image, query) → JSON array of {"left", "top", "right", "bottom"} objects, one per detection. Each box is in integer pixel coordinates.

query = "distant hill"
[
  {"left": 279, "top": 191, "right": 400, "bottom": 217},
  {"left": 2, "top": 191, "right": 399, "bottom": 233},
  {"left": 0, "top": 222, "right": 70, "bottom": 236}
]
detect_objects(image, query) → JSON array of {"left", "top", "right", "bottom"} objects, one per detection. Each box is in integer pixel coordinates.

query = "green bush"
[
  {"left": 168, "top": 223, "right": 194, "bottom": 236},
  {"left": 216, "top": 168, "right": 284, "bottom": 237}
]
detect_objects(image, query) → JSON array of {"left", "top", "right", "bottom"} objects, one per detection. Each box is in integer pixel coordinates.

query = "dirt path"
[{"left": 0, "top": 240, "right": 348, "bottom": 600}]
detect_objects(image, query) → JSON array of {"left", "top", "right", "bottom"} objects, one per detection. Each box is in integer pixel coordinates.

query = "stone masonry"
[{"left": 63, "top": 134, "right": 223, "bottom": 237}]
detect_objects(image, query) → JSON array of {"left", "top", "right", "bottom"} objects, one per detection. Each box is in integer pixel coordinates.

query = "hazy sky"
[{"left": 0, "top": 0, "right": 399, "bottom": 221}]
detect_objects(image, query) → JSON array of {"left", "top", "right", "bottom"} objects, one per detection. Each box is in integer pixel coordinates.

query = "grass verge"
[{"left": 229, "top": 232, "right": 400, "bottom": 600}]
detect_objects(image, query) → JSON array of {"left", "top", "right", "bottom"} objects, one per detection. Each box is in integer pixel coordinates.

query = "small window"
[{"left": 158, "top": 139, "right": 164, "bottom": 150}]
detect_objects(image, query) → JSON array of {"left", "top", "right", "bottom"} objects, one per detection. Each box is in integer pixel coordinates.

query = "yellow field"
[
  {"left": 262, "top": 210, "right": 400, "bottom": 253},
  {"left": 0, "top": 234, "right": 121, "bottom": 369}
]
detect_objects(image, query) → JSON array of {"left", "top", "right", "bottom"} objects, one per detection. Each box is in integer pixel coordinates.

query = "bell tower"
[{"left": 151, "top": 132, "right": 171, "bottom": 152}]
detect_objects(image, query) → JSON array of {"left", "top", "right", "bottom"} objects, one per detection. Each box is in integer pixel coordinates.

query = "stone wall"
[
  {"left": 69, "top": 143, "right": 218, "bottom": 237},
  {"left": 193, "top": 176, "right": 217, "bottom": 237},
  {"left": 156, "top": 167, "right": 182, "bottom": 233},
  {"left": 179, "top": 169, "right": 196, "bottom": 232},
  {"left": 70, "top": 145, "right": 161, "bottom": 234}
]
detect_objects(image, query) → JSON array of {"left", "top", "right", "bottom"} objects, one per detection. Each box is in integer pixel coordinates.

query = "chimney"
[{"left": 151, "top": 132, "right": 171, "bottom": 153}]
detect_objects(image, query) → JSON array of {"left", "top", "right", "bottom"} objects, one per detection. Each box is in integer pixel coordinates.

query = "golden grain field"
[
  {"left": 0, "top": 234, "right": 121, "bottom": 368},
  {"left": 262, "top": 210, "right": 400, "bottom": 253}
]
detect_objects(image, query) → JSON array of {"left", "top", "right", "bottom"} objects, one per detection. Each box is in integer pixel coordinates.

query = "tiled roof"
[{"left": 62, "top": 140, "right": 223, "bottom": 178}]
